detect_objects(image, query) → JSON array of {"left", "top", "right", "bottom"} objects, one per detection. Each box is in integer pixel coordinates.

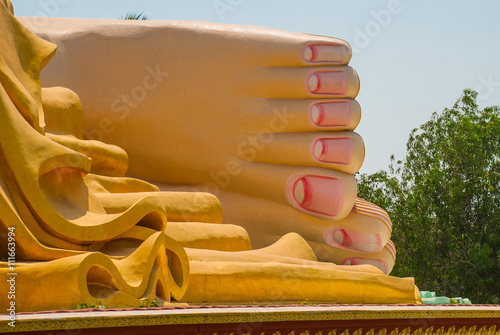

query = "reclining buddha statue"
[{"left": 0, "top": 0, "right": 420, "bottom": 312}]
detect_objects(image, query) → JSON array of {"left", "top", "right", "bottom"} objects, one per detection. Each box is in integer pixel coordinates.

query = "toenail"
[
  {"left": 324, "top": 228, "right": 382, "bottom": 253},
  {"left": 289, "top": 175, "right": 343, "bottom": 217},
  {"left": 293, "top": 178, "right": 307, "bottom": 205},
  {"left": 303, "top": 46, "right": 318, "bottom": 62},
  {"left": 342, "top": 257, "right": 389, "bottom": 274},
  {"left": 312, "top": 138, "right": 353, "bottom": 164},
  {"left": 308, "top": 74, "right": 320, "bottom": 92},
  {"left": 307, "top": 71, "right": 347, "bottom": 95},
  {"left": 333, "top": 229, "right": 352, "bottom": 247},
  {"left": 309, "top": 101, "right": 350, "bottom": 127},
  {"left": 302, "top": 44, "right": 348, "bottom": 63}
]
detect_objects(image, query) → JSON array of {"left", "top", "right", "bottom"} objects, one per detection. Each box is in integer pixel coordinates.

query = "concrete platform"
[{"left": 1, "top": 304, "right": 499, "bottom": 334}]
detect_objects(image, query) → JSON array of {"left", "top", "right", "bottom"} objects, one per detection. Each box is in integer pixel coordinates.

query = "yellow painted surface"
[
  {"left": 0, "top": 0, "right": 421, "bottom": 313},
  {"left": 0, "top": 1, "right": 190, "bottom": 311}
]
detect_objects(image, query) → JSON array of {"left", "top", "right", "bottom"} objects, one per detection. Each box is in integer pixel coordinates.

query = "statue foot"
[{"left": 23, "top": 17, "right": 393, "bottom": 273}]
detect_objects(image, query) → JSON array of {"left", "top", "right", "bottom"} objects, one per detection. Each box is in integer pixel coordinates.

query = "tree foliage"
[
  {"left": 357, "top": 89, "right": 500, "bottom": 303},
  {"left": 121, "top": 11, "right": 148, "bottom": 20}
]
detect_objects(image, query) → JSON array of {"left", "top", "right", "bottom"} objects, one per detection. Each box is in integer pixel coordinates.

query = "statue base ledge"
[{"left": 1, "top": 304, "right": 499, "bottom": 334}]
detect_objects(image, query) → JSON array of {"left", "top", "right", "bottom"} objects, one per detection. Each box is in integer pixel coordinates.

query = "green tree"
[
  {"left": 357, "top": 89, "right": 500, "bottom": 303},
  {"left": 121, "top": 11, "right": 148, "bottom": 20}
]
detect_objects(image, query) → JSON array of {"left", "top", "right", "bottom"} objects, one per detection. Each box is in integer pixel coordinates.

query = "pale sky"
[{"left": 12, "top": 0, "right": 500, "bottom": 174}]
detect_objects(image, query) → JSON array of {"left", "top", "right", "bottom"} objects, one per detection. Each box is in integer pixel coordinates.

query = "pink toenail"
[
  {"left": 303, "top": 45, "right": 319, "bottom": 62},
  {"left": 333, "top": 229, "right": 352, "bottom": 247},
  {"left": 287, "top": 175, "right": 343, "bottom": 217},
  {"left": 323, "top": 228, "right": 382, "bottom": 253},
  {"left": 307, "top": 71, "right": 347, "bottom": 95},
  {"left": 309, "top": 101, "right": 350, "bottom": 127},
  {"left": 302, "top": 44, "right": 348, "bottom": 63},
  {"left": 342, "top": 257, "right": 389, "bottom": 274},
  {"left": 312, "top": 137, "right": 353, "bottom": 164}
]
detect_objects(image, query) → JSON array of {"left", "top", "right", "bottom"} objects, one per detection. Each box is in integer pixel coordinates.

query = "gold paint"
[
  {"left": 475, "top": 328, "right": 484, "bottom": 335},
  {"left": 424, "top": 328, "right": 436, "bottom": 335},
  {"left": 467, "top": 327, "right": 478, "bottom": 335},
  {"left": 486, "top": 326, "right": 497, "bottom": 335},
  {"left": 1, "top": 321, "right": 500, "bottom": 335},
  {"left": 446, "top": 328, "right": 457, "bottom": 335}
]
